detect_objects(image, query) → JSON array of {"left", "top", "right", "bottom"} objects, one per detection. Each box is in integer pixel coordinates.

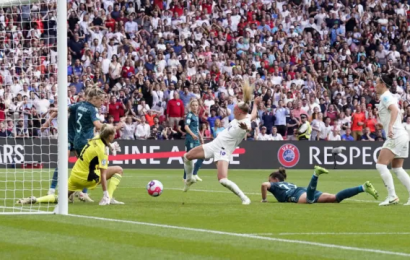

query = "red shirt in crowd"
[
  {"left": 366, "top": 117, "right": 377, "bottom": 133},
  {"left": 122, "top": 66, "right": 135, "bottom": 78},
  {"left": 166, "top": 98, "right": 184, "bottom": 118},
  {"left": 352, "top": 112, "right": 365, "bottom": 131},
  {"left": 108, "top": 102, "right": 124, "bottom": 122}
]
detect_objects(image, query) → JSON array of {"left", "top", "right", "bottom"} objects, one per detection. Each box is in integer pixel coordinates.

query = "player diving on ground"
[
  {"left": 261, "top": 166, "right": 379, "bottom": 204},
  {"left": 374, "top": 73, "right": 410, "bottom": 206},
  {"left": 17, "top": 124, "right": 124, "bottom": 206},
  {"left": 183, "top": 79, "right": 261, "bottom": 204}
]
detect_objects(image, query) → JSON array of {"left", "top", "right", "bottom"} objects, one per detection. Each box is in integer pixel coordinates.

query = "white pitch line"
[
  {"left": 68, "top": 214, "right": 410, "bottom": 258},
  {"left": 249, "top": 232, "right": 410, "bottom": 236}
]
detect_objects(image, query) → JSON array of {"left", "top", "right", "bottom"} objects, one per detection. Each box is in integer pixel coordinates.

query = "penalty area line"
[{"left": 68, "top": 214, "right": 410, "bottom": 258}]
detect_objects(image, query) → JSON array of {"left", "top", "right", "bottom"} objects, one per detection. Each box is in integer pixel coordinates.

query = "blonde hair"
[
  {"left": 87, "top": 86, "right": 105, "bottom": 100},
  {"left": 238, "top": 79, "right": 253, "bottom": 113},
  {"left": 189, "top": 98, "right": 199, "bottom": 111},
  {"left": 91, "top": 124, "right": 115, "bottom": 147}
]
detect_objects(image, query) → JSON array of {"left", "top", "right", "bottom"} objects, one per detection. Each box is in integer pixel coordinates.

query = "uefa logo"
[{"left": 277, "top": 144, "right": 300, "bottom": 168}]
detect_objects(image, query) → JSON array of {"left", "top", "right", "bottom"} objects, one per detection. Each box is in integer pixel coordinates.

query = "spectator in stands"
[
  {"left": 135, "top": 116, "right": 150, "bottom": 140},
  {"left": 166, "top": 92, "right": 184, "bottom": 129},
  {"left": 361, "top": 127, "right": 376, "bottom": 142},
  {"left": 108, "top": 96, "right": 125, "bottom": 124},
  {"left": 351, "top": 105, "right": 366, "bottom": 141},
  {"left": 271, "top": 126, "right": 283, "bottom": 141},
  {"left": 341, "top": 129, "right": 355, "bottom": 141},
  {"left": 212, "top": 119, "right": 225, "bottom": 139},
  {"left": 328, "top": 126, "right": 341, "bottom": 141},
  {"left": 274, "top": 100, "right": 288, "bottom": 136},
  {"left": 200, "top": 123, "right": 212, "bottom": 141},
  {"left": 262, "top": 108, "right": 275, "bottom": 135},
  {"left": 319, "top": 118, "right": 332, "bottom": 141},
  {"left": 179, "top": 86, "right": 195, "bottom": 108},
  {"left": 256, "top": 126, "right": 272, "bottom": 141}
]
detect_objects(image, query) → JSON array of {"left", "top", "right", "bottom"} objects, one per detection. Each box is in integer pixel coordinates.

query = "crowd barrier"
[{"left": 0, "top": 139, "right": 405, "bottom": 169}]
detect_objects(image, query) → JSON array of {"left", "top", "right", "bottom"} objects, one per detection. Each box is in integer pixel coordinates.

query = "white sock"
[
  {"left": 219, "top": 178, "right": 246, "bottom": 200},
  {"left": 184, "top": 154, "right": 194, "bottom": 180},
  {"left": 392, "top": 167, "right": 410, "bottom": 197},
  {"left": 376, "top": 164, "right": 397, "bottom": 198}
]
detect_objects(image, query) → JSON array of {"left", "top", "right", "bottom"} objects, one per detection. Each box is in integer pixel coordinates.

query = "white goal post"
[{"left": 0, "top": 0, "right": 67, "bottom": 214}]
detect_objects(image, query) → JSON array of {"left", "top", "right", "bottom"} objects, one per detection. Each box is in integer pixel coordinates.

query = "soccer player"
[
  {"left": 374, "top": 74, "right": 410, "bottom": 206},
  {"left": 17, "top": 124, "right": 124, "bottom": 206},
  {"left": 261, "top": 166, "right": 379, "bottom": 204},
  {"left": 183, "top": 98, "right": 203, "bottom": 182},
  {"left": 45, "top": 87, "right": 99, "bottom": 202},
  {"left": 183, "top": 80, "right": 261, "bottom": 204}
]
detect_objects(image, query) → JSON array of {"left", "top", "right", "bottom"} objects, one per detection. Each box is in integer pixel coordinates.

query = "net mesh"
[{"left": 0, "top": 0, "right": 58, "bottom": 214}]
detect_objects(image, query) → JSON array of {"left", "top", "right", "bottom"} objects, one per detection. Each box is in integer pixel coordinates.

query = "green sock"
[
  {"left": 108, "top": 174, "right": 122, "bottom": 198},
  {"left": 36, "top": 194, "right": 57, "bottom": 203}
]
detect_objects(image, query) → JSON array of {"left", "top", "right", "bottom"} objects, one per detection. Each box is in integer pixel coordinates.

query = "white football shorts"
[
  {"left": 202, "top": 140, "right": 232, "bottom": 162},
  {"left": 382, "top": 132, "right": 409, "bottom": 159}
]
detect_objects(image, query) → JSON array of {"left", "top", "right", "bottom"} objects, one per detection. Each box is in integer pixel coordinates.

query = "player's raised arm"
[{"left": 250, "top": 96, "right": 261, "bottom": 121}]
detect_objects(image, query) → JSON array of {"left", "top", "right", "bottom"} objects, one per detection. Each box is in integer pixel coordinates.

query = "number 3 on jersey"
[{"left": 76, "top": 113, "right": 83, "bottom": 133}]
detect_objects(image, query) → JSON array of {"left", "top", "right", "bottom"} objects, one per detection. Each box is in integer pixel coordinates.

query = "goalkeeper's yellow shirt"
[{"left": 71, "top": 138, "right": 109, "bottom": 182}]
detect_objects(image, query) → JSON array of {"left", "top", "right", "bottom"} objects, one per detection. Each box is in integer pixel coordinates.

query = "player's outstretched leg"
[
  {"left": 306, "top": 166, "right": 328, "bottom": 204},
  {"left": 183, "top": 146, "right": 205, "bottom": 192},
  {"left": 48, "top": 167, "right": 58, "bottom": 195},
  {"left": 17, "top": 194, "right": 57, "bottom": 205},
  {"left": 217, "top": 161, "right": 250, "bottom": 205},
  {"left": 335, "top": 181, "right": 379, "bottom": 202},
  {"left": 392, "top": 167, "right": 410, "bottom": 206}
]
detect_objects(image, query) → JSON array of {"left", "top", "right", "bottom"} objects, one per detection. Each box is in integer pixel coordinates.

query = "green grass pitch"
[{"left": 1, "top": 169, "right": 410, "bottom": 260}]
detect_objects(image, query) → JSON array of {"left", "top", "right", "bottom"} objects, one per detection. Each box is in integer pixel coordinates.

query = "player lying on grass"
[
  {"left": 261, "top": 166, "right": 379, "bottom": 203},
  {"left": 17, "top": 124, "right": 124, "bottom": 206},
  {"left": 183, "top": 79, "right": 260, "bottom": 205}
]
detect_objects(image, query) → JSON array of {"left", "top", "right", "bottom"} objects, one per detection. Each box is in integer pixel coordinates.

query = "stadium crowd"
[{"left": 2, "top": 0, "right": 410, "bottom": 141}]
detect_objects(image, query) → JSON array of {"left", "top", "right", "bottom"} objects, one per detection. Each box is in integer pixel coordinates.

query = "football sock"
[
  {"left": 336, "top": 186, "right": 364, "bottom": 202},
  {"left": 219, "top": 178, "right": 246, "bottom": 200},
  {"left": 193, "top": 159, "right": 204, "bottom": 176},
  {"left": 36, "top": 194, "right": 57, "bottom": 203},
  {"left": 50, "top": 167, "right": 58, "bottom": 189},
  {"left": 183, "top": 154, "right": 194, "bottom": 180},
  {"left": 376, "top": 164, "right": 397, "bottom": 198},
  {"left": 306, "top": 174, "right": 318, "bottom": 203},
  {"left": 392, "top": 168, "right": 410, "bottom": 196},
  {"left": 108, "top": 174, "right": 122, "bottom": 198}
]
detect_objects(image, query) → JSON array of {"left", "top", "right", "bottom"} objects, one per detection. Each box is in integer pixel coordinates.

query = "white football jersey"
[
  {"left": 377, "top": 91, "right": 406, "bottom": 138},
  {"left": 214, "top": 114, "right": 251, "bottom": 152}
]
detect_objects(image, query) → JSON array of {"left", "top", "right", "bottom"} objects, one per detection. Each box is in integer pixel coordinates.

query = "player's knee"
[
  {"left": 184, "top": 153, "right": 193, "bottom": 161},
  {"left": 116, "top": 167, "right": 124, "bottom": 176}
]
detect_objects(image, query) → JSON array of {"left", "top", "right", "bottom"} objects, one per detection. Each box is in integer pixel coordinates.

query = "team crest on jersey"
[{"left": 277, "top": 144, "right": 300, "bottom": 168}]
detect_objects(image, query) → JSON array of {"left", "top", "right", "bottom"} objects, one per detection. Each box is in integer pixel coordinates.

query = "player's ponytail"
[
  {"left": 269, "top": 167, "right": 287, "bottom": 182},
  {"left": 237, "top": 79, "right": 253, "bottom": 113}
]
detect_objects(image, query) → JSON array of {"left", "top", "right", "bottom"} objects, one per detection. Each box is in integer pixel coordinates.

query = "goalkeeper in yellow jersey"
[{"left": 17, "top": 124, "right": 124, "bottom": 206}]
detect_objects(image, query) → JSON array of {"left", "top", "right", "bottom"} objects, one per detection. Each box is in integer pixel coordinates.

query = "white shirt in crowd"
[
  {"left": 135, "top": 122, "right": 150, "bottom": 139},
  {"left": 257, "top": 133, "right": 272, "bottom": 141},
  {"left": 121, "top": 123, "right": 137, "bottom": 140},
  {"left": 319, "top": 124, "right": 332, "bottom": 140},
  {"left": 327, "top": 131, "right": 341, "bottom": 141},
  {"left": 271, "top": 133, "right": 283, "bottom": 141}
]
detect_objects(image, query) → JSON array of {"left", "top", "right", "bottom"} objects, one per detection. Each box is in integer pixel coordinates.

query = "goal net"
[{"left": 0, "top": 0, "right": 66, "bottom": 214}]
